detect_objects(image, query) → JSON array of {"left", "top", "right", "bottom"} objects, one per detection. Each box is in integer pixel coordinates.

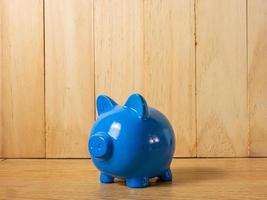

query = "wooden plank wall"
[
  {"left": 45, "top": 0, "right": 95, "bottom": 158},
  {"left": 0, "top": 0, "right": 45, "bottom": 158},
  {"left": 248, "top": 0, "right": 267, "bottom": 157},
  {"left": 0, "top": 0, "right": 267, "bottom": 158},
  {"left": 196, "top": 0, "right": 248, "bottom": 157}
]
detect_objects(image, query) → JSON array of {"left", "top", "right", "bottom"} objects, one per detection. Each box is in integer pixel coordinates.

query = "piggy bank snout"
[{"left": 89, "top": 133, "right": 112, "bottom": 159}]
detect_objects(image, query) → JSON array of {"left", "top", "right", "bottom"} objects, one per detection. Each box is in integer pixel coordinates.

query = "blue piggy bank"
[{"left": 88, "top": 94, "right": 175, "bottom": 188}]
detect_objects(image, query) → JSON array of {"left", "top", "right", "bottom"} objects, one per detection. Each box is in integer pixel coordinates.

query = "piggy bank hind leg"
[
  {"left": 126, "top": 177, "right": 149, "bottom": 188},
  {"left": 158, "top": 168, "right": 172, "bottom": 182},
  {"left": 100, "top": 172, "right": 114, "bottom": 183}
]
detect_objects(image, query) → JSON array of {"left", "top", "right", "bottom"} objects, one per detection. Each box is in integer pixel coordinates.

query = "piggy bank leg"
[
  {"left": 159, "top": 168, "right": 172, "bottom": 182},
  {"left": 126, "top": 177, "right": 149, "bottom": 188},
  {"left": 100, "top": 172, "right": 114, "bottom": 183}
]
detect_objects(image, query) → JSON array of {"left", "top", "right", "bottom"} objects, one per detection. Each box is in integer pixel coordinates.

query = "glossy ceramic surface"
[{"left": 88, "top": 93, "right": 175, "bottom": 188}]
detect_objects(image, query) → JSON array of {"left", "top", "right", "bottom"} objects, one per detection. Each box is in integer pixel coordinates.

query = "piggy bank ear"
[
  {"left": 97, "top": 95, "right": 118, "bottom": 115},
  {"left": 124, "top": 94, "right": 148, "bottom": 119}
]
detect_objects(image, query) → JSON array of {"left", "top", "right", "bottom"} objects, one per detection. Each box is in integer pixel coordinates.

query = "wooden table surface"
[{"left": 0, "top": 158, "right": 267, "bottom": 200}]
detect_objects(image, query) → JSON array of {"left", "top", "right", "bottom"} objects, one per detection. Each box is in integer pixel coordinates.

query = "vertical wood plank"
[
  {"left": 95, "top": 0, "right": 196, "bottom": 157},
  {"left": 248, "top": 0, "right": 267, "bottom": 157},
  {"left": 196, "top": 0, "right": 248, "bottom": 157},
  {"left": 143, "top": 0, "right": 195, "bottom": 157},
  {"left": 45, "top": 0, "right": 94, "bottom": 158},
  {"left": 0, "top": 0, "right": 45, "bottom": 157},
  {"left": 94, "top": 0, "right": 144, "bottom": 102},
  {"left": 0, "top": 1, "right": 2, "bottom": 157}
]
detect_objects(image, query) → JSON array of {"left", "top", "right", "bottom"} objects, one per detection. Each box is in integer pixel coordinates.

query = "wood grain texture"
[
  {"left": 1, "top": 158, "right": 267, "bottom": 199},
  {"left": 94, "top": 0, "right": 144, "bottom": 102},
  {"left": 45, "top": 0, "right": 95, "bottom": 158},
  {"left": 248, "top": 0, "right": 267, "bottom": 157},
  {"left": 143, "top": 0, "right": 196, "bottom": 157},
  {"left": 0, "top": 0, "right": 45, "bottom": 157},
  {"left": 95, "top": 0, "right": 196, "bottom": 157},
  {"left": 196, "top": 0, "right": 248, "bottom": 157}
]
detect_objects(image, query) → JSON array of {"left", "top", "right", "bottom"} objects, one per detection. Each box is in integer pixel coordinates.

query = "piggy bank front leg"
[
  {"left": 126, "top": 177, "right": 149, "bottom": 188},
  {"left": 100, "top": 172, "right": 114, "bottom": 183},
  {"left": 158, "top": 168, "right": 172, "bottom": 182}
]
